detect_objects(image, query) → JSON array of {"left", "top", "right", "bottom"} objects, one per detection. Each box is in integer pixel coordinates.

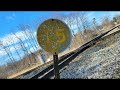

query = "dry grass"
[{"left": 7, "top": 63, "right": 41, "bottom": 79}]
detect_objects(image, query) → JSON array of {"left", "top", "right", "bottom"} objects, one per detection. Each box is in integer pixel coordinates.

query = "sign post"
[
  {"left": 53, "top": 52, "right": 60, "bottom": 79},
  {"left": 37, "top": 19, "right": 72, "bottom": 79}
]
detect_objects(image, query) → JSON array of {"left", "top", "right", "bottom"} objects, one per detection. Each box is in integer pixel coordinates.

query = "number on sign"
[{"left": 56, "top": 29, "right": 66, "bottom": 44}]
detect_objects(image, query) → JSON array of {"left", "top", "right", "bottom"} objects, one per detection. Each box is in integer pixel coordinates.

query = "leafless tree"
[
  {"left": 19, "top": 25, "right": 37, "bottom": 50},
  {"left": 18, "top": 25, "right": 37, "bottom": 63},
  {"left": 12, "top": 32, "right": 32, "bottom": 65},
  {"left": 0, "top": 44, "right": 8, "bottom": 78},
  {"left": 0, "top": 65, "right": 8, "bottom": 78},
  {"left": 72, "top": 13, "right": 85, "bottom": 45},
  {"left": 78, "top": 12, "right": 90, "bottom": 31},
  {"left": 0, "top": 40, "right": 18, "bottom": 72},
  {"left": 101, "top": 15, "right": 111, "bottom": 28},
  {"left": 93, "top": 18, "right": 97, "bottom": 30},
  {"left": 25, "top": 25, "right": 40, "bottom": 50},
  {"left": 91, "top": 17, "right": 101, "bottom": 35},
  {"left": 7, "top": 35, "right": 22, "bottom": 64},
  {"left": 69, "top": 15, "right": 78, "bottom": 46}
]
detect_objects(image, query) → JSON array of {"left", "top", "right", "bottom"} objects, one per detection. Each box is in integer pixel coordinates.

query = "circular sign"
[{"left": 37, "top": 19, "right": 72, "bottom": 54}]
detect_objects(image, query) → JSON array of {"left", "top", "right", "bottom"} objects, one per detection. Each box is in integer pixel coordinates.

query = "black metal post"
[{"left": 53, "top": 52, "right": 60, "bottom": 79}]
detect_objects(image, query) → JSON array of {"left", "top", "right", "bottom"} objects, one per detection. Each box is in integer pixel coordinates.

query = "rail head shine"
[{"left": 37, "top": 19, "right": 72, "bottom": 54}]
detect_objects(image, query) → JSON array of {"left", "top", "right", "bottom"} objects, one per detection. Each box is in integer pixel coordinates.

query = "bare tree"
[
  {"left": 69, "top": 14, "right": 78, "bottom": 46},
  {"left": 77, "top": 12, "right": 88, "bottom": 31},
  {"left": 92, "top": 17, "right": 101, "bottom": 35},
  {"left": 25, "top": 25, "right": 40, "bottom": 51},
  {"left": 112, "top": 15, "right": 120, "bottom": 28},
  {"left": 93, "top": 18, "right": 97, "bottom": 30},
  {"left": 101, "top": 15, "right": 111, "bottom": 28},
  {"left": 72, "top": 13, "right": 85, "bottom": 45},
  {"left": 18, "top": 25, "right": 36, "bottom": 49},
  {"left": 19, "top": 24, "right": 45, "bottom": 63},
  {"left": 7, "top": 35, "right": 22, "bottom": 64},
  {"left": 0, "top": 44, "right": 8, "bottom": 78},
  {"left": 12, "top": 32, "right": 32, "bottom": 66},
  {"left": 0, "top": 40, "right": 18, "bottom": 72},
  {"left": 18, "top": 25, "right": 37, "bottom": 63}
]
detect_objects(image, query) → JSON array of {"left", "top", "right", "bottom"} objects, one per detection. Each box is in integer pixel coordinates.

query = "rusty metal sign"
[{"left": 37, "top": 19, "right": 72, "bottom": 54}]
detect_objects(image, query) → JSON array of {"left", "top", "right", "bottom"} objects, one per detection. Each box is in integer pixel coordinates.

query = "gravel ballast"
[{"left": 60, "top": 30, "right": 120, "bottom": 79}]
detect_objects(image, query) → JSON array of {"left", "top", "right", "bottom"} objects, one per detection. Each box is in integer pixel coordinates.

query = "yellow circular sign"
[{"left": 37, "top": 19, "right": 72, "bottom": 54}]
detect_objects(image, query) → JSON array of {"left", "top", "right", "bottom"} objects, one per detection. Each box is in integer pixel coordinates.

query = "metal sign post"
[{"left": 53, "top": 52, "right": 60, "bottom": 79}]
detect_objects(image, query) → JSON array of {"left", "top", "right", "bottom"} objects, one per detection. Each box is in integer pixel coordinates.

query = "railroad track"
[
  {"left": 21, "top": 24, "right": 120, "bottom": 79},
  {"left": 14, "top": 50, "right": 74, "bottom": 79}
]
